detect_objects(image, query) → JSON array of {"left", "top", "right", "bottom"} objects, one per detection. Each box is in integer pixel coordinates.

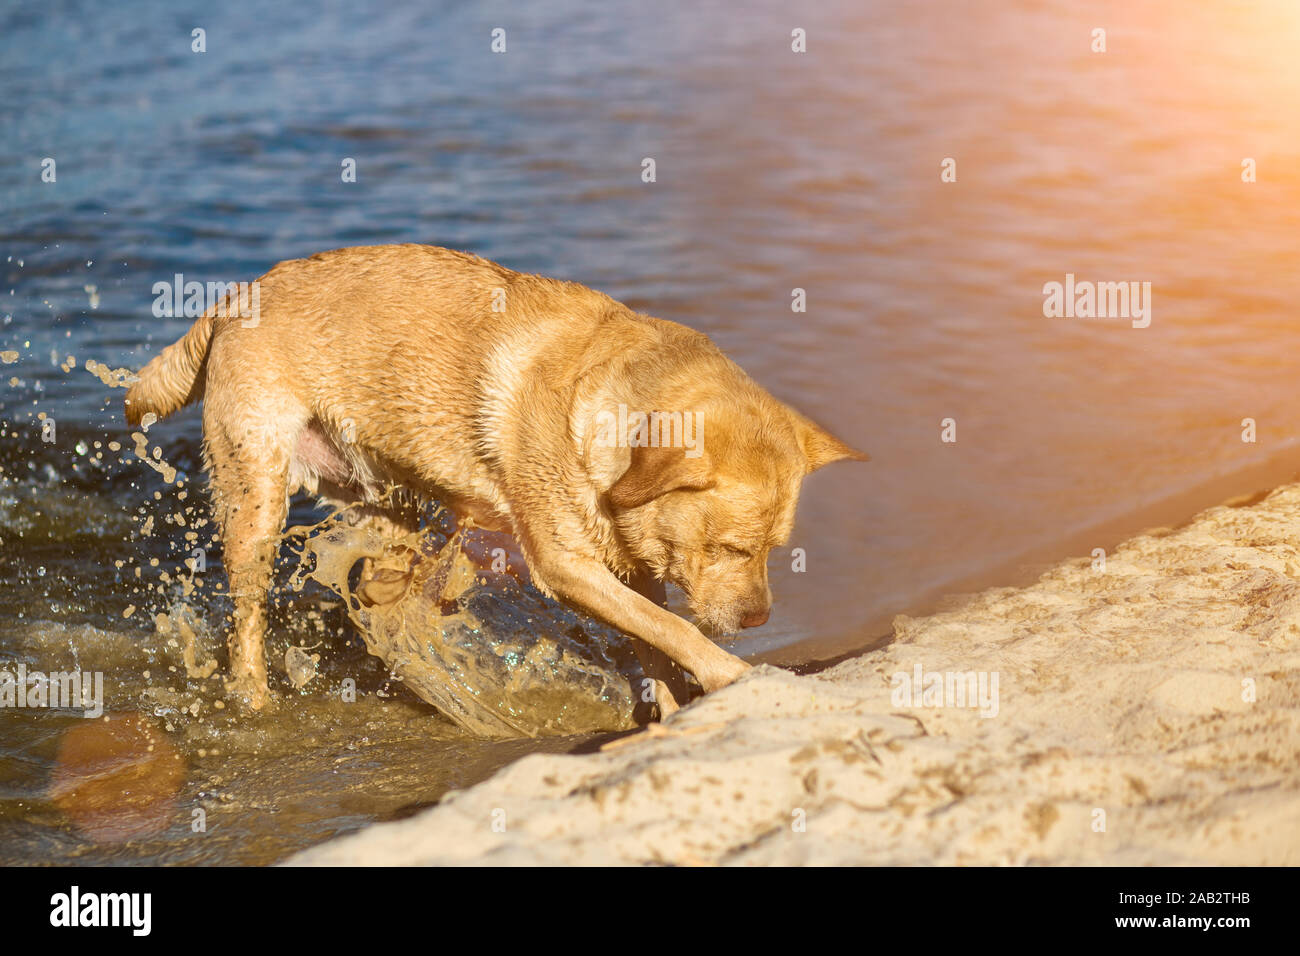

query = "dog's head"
[{"left": 607, "top": 396, "right": 866, "bottom": 635}]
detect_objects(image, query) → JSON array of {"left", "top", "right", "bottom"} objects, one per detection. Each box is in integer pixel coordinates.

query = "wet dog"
[{"left": 126, "top": 245, "right": 866, "bottom": 714}]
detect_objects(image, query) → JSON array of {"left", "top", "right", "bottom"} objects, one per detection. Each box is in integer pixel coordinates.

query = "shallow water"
[{"left": 5, "top": 0, "right": 1300, "bottom": 863}]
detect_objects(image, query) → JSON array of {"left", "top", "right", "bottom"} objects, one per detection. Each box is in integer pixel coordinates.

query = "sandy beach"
[{"left": 289, "top": 484, "right": 1300, "bottom": 866}]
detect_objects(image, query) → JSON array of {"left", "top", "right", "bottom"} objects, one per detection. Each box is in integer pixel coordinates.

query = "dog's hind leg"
[
  {"left": 627, "top": 571, "right": 690, "bottom": 719},
  {"left": 205, "top": 416, "right": 293, "bottom": 711}
]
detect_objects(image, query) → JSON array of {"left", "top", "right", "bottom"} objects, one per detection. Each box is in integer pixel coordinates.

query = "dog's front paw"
[{"left": 696, "top": 654, "right": 751, "bottom": 694}]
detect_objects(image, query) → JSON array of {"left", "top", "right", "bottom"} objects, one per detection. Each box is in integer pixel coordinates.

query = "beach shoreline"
[
  {"left": 757, "top": 442, "right": 1300, "bottom": 669},
  {"left": 288, "top": 480, "right": 1300, "bottom": 866}
]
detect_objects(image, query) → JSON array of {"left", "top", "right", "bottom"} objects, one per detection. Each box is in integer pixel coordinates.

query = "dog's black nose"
[{"left": 740, "top": 608, "right": 770, "bottom": 628}]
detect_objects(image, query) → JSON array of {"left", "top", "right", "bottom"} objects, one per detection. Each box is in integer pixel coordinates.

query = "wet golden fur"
[{"left": 126, "top": 244, "right": 865, "bottom": 713}]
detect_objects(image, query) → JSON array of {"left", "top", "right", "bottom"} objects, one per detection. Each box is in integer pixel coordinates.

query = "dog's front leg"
[
  {"left": 532, "top": 550, "right": 750, "bottom": 695},
  {"left": 626, "top": 571, "right": 689, "bottom": 719}
]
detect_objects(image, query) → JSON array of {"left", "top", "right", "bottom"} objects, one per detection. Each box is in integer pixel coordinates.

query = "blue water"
[
  {"left": 3, "top": 0, "right": 895, "bottom": 656},
  {"left": 10, "top": 0, "right": 1300, "bottom": 653}
]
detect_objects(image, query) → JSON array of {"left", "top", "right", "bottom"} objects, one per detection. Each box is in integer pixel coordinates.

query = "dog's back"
[{"left": 128, "top": 244, "right": 636, "bottom": 515}]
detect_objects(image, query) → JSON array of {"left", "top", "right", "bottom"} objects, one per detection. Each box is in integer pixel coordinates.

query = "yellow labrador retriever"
[{"left": 126, "top": 245, "right": 865, "bottom": 714}]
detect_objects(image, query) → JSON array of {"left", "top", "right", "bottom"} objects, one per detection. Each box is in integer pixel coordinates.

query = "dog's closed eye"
[{"left": 706, "top": 543, "right": 753, "bottom": 563}]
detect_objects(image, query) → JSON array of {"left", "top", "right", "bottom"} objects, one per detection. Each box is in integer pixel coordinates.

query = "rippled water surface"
[{"left": 5, "top": 0, "right": 1300, "bottom": 863}]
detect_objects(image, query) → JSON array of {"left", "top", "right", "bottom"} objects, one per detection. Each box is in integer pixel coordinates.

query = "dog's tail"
[{"left": 123, "top": 306, "right": 218, "bottom": 426}]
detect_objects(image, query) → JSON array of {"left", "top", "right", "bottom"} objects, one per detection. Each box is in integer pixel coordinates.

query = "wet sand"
[{"left": 289, "top": 481, "right": 1300, "bottom": 865}]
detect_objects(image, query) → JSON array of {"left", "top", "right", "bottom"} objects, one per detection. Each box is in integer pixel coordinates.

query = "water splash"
[{"left": 287, "top": 513, "right": 639, "bottom": 737}]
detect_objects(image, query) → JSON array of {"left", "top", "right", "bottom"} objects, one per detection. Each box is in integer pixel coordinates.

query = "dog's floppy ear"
[
  {"left": 609, "top": 444, "right": 714, "bottom": 510},
  {"left": 789, "top": 410, "right": 869, "bottom": 473}
]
